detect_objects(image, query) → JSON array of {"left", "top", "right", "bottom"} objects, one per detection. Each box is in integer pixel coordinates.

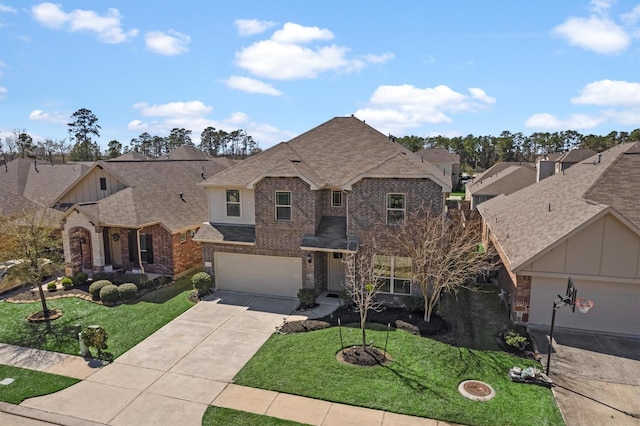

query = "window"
[
  {"left": 387, "top": 193, "right": 406, "bottom": 224},
  {"left": 99, "top": 177, "right": 107, "bottom": 191},
  {"left": 331, "top": 190, "right": 343, "bottom": 207},
  {"left": 139, "top": 234, "right": 154, "bottom": 264},
  {"left": 226, "top": 189, "right": 240, "bottom": 217},
  {"left": 374, "top": 255, "right": 411, "bottom": 295},
  {"left": 190, "top": 229, "right": 197, "bottom": 238},
  {"left": 275, "top": 191, "right": 291, "bottom": 221},
  {"left": 179, "top": 232, "right": 187, "bottom": 243}
]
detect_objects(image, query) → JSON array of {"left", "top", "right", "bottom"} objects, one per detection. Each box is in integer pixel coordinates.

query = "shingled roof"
[
  {"left": 478, "top": 143, "right": 640, "bottom": 272},
  {"left": 200, "top": 116, "right": 451, "bottom": 191},
  {"left": 467, "top": 165, "right": 535, "bottom": 197},
  {"left": 415, "top": 148, "right": 460, "bottom": 164},
  {"left": 61, "top": 159, "right": 230, "bottom": 232}
]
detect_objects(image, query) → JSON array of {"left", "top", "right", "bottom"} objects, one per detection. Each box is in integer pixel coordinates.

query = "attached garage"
[{"left": 214, "top": 252, "right": 302, "bottom": 298}]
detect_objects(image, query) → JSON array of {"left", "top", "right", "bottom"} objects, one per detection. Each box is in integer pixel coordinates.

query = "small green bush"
[
  {"left": 99, "top": 284, "right": 120, "bottom": 303},
  {"left": 47, "top": 282, "right": 57, "bottom": 292},
  {"left": 192, "top": 272, "right": 213, "bottom": 296},
  {"left": 297, "top": 288, "right": 316, "bottom": 309},
  {"left": 505, "top": 329, "right": 528, "bottom": 349},
  {"left": 89, "top": 280, "right": 113, "bottom": 300},
  {"left": 76, "top": 272, "right": 88, "bottom": 283},
  {"left": 81, "top": 326, "right": 108, "bottom": 358},
  {"left": 61, "top": 277, "right": 73, "bottom": 289},
  {"left": 118, "top": 283, "right": 138, "bottom": 300},
  {"left": 404, "top": 296, "right": 425, "bottom": 312}
]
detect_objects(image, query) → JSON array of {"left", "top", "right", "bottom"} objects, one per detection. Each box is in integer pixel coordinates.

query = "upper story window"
[
  {"left": 387, "top": 193, "right": 406, "bottom": 224},
  {"left": 226, "top": 189, "right": 241, "bottom": 217},
  {"left": 99, "top": 177, "right": 107, "bottom": 191},
  {"left": 331, "top": 190, "right": 343, "bottom": 207},
  {"left": 374, "top": 255, "right": 411, "bottom": 295},
  {"left": 275, "top": 191, "right": 291, "bottom": 221}
]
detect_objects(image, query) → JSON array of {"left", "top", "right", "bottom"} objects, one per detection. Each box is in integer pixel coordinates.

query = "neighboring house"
[
  {"left": 465, "top": 162, "right": 535, "bottom": 209},
  {"left": 554, "top": 148, "right": 597, "bottom": 174},
  {"left": 535, "top": 153, "right": 562, "bottom": 182},
  {"left": 478, "top": 143, "right": 640, "bottom": 338},
  {"left": 55, "top": 154, "right": 231, "bottom": 277},
  {"left": 0, "top": 158, "right": 88, "bottom": 218},
  {"left": 195, "top": 116, "right": 451, "bottom": 299},
  {"left": 414, "top": 148, "right": 460, "bottom": 189}
]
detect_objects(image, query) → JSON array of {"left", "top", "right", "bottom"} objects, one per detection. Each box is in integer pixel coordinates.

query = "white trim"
[
  {"left": 275, "top": 190, "right": 292, "bottom": 222},
  {"left": 225, "top": 189, "right": 242, "bottom": 218}
]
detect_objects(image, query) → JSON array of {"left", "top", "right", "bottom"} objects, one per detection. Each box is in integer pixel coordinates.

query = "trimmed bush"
[
  {"left": 61, "top": 277, "right": 73, "bottom": 289},
  {"left": 297, "top": 288, "right": 316, "bottom": 309},
  {"left": 192, "top": 272, "right": 213, "bottom": 296},
  {"left": 76, "top": 272, "right": 88, "bottom": 283},
  {"left": 99, "top": 284, "right": 120, "bottom": 303},
  {"left": 118, "top": 283, "right": 138, "bottom": 300},
  {"left": 89, "top": 280, "right": 113, "bottom": 300},
  {"left": 47, "top": 282, "right": 57, "bottom": 292},
  {"left": 81, "top": 326, "right": 108, "bottom": 358}
]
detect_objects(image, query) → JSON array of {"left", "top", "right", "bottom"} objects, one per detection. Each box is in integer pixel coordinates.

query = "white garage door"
[{"left": 214, "top": 252, "right": 302, "bottom": 298}]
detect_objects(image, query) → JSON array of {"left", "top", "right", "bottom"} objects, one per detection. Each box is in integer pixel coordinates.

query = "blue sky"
[{"left": 1, "top": 0, "right": 639, "bottom": 152}]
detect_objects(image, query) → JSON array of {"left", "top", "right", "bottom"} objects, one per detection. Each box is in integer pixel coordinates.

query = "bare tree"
[
  {"left": 343, "top": 243, "right": 385, "bottom": 349},
  {"left": 0, "top": 207, "right": 63, "bottom": 319},
  {"left": 388, "top": 207, "right": 497, "bottom": 322}
]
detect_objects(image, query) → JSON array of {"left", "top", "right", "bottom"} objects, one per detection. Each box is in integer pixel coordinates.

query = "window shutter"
[{"left": 129, "top": 230, "right": 138, "bottom": 263}]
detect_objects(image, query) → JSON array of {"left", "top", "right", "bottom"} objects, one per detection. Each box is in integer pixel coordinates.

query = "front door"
[
  {"left": 328, "top": 252, "right": 345, "bottom": 292},
  {"left": 110, "top": 229, "right": 122, "bottom": 267}
]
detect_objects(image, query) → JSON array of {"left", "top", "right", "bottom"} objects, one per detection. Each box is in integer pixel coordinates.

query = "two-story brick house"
[
  {"left": 195, "top": 116, "right": 451, "bottom": 298},
  {"left": 55, "top": 154, "right": 231, "bottom": 277}
]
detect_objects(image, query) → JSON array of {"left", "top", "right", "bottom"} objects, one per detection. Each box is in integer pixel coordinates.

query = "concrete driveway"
[
  {"left": 531, "top": 329, "right": 640, "bottom": 426},
  {"left": 20, "top": 291, "right": 297, "bottom": 426}
]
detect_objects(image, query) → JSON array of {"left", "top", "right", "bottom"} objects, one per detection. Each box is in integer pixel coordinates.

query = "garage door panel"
[{"left": 215, "top": 252, "right": 302, "bottom": 298}]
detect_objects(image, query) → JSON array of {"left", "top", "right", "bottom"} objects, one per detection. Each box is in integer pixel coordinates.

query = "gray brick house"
[{"left": 194, "top": 116, "right": 452, "bottom": 299}]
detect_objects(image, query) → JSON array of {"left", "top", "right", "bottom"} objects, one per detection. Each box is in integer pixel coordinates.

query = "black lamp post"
[{"left": 546, "top": 277, "right": 592, "bottom": 375}]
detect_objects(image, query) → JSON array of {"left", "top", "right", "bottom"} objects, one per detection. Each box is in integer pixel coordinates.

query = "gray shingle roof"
[
  {"left": 201, "top": 116, "right": 451, "bottom": 191},
  {"left": 67, "top": 159, "right": 230, "bottom": 232},
  {"left": 468, "top": 161, "right": 535, "bottom": 188},
  {"left": 478, "top": 143, "right": 640, "bottom": 272},
  {"left": 467, "top": 166, "right": 535, "bottom": 197},
  {"left": 415, "top": 148, "right": 460, "bottom": 164},
  {"left": 557, "top": 149, "right": 597, "bottom": 164}
]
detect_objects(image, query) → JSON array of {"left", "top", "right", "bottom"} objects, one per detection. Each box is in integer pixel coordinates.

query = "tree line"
[
  {"left": 396, "top": 129, "right": 640, "bottom": 173},
  {"left": 0, "top": 108, "right": 262, "bottom": 163}
]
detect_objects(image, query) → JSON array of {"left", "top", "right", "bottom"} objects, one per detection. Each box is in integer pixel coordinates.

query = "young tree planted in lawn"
[
  {"left": 344, "top": 244, "right": 384, "bottom": 349},
  {"left": 0, "top": 206, "right": 63, "bottom": 319},
  {"left": 388, "top": 207, "right": 497, "bottom": 322}
]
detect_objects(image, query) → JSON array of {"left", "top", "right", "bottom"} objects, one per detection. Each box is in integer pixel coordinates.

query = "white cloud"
[
  {"left": 525, "top": 113, "right": 606, "bottom": 130},
  {"left": 133, "top": 101, "right": 211, "bottom": 117},
  {"left": 354, "top": 84, "right": 495, "bottom": 135},
  {"left": 589, "top": 0, "right": 613, "bottom": 15},
  {"left": 0, "top": 4, "right": 17, "bottom": 13},
  {"left": 225, "top": 76, "right": 282, "bottom": 96},
  {"left": 361, "top": 52, "right": 394, "bottom": 64},
  {"left": 553, "top": 16, "right": 629, "bottom": 53},
  {"left": 235, "top": 22, "right": 386, "bottom": 80},
  {"left": 234, "top": 19, "right": 277, "bottom": 36},
  {"left": 621, "top": 5, "right": 640, "bottom": 26},
  {"left": 468, "top": 87, "right": 496, "bottom": 104},
  {"left": 571, "top": 80, "right": 640, "bottom": 106},
  {"left": 127, "top": 119, "right": 147, "bottom": 131},
  {"left": 145, "top": 30, "right": 190, "bottom": 56},
  {"left": 28, "top": 109, "right": 67, "bottom": 124},
  {"left": 32, "top": 2, "right": 138, "bottom": 43},
  {"left": 0, "top": 86, "right": 6, "bottom": 99},
  {"left": 601, "top": 108, "right": 640, "bottom": 126}
]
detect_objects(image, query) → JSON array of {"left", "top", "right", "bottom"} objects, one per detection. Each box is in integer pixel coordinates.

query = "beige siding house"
[{"left": 478, "top": 143, "right": 640, "bottom": 338}]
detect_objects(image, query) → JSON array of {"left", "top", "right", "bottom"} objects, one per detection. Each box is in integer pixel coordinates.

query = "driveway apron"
[{"left": 20, "top": 292, "right": 298, "bottom": 426}]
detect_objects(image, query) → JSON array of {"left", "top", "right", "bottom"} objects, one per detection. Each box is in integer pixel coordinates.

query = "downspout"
[{"left": 136, "top": 227, "right": 145, "bottom": 275}]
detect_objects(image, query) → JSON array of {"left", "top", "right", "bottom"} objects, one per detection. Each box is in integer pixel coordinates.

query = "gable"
[
  {"left": 58, "top": 165, "right": 127, "bottom": 205},
  {"left": 524, "top": 213, "right": 640, "bottom": 279}
]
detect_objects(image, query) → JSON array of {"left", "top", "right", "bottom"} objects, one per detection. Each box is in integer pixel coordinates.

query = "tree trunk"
[
  {"left": 36, "top": 282, "right": 50, "bottom": 318},
  {"left": 360, "top": 311, "right": 367, "bottom": 348}
]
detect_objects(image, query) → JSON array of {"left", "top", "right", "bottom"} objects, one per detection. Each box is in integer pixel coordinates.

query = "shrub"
[
  {"left": 118, "top": 283, "right": 138, "bottom": 300},
  {"left": 505, "top": 329, "right": 528, "bottom": 349},
  {"left": 297, "top": 288, "right": 316, "bottom": 309},
  {"left": 89, "top": 280, "right": 113, "bottom": 300},
  {"left": 99, "top": 284, "right": 120, "bottom": 303},
  {"left": 81, "top": 326, "right": 108, "bottom": 358},
  {"left": 76, "top": 271, "right": 88, "bottom": 283},
  {"left": 192, "top": 272, "right": 213, "bottom": 296},
  {"left": 404, "top": 296, "right": 425, "bottom": 312},
  {"left": 61, "top": 277, "right": 73, "bottom": 289},
  {"left": 47, "top": 282, "right": 57, "bottom": 292}
]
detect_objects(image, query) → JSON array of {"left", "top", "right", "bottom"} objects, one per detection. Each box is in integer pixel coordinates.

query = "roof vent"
[
  {"left": 290, "top": 159, "right": 301, "bottom": 163},
  {"left": 548, "top": 203, "right": 551, "bottom": 212},
  {"left": 201, "top": 171, "right": 206, "bottom": 180},
  {"left": 179, "top": 192, "right": 186, "bottom": 203},
  {"left": 34, "top": 160, "right": 39, "bottom": 173},
  {"left": 597, "top": 153, "right": 601, "bottom": 163}
]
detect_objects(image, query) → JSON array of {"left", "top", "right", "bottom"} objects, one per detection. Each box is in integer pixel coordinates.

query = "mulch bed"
[
  {"left": 7, "top": 282, "right": 92, "bottom": 303},
  {"left": 279, "top": 305, "right": 449, "bottom": 337}
]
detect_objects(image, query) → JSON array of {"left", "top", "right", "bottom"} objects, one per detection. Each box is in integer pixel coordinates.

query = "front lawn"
[
  {"left": 234, "top": 327, "right": 563, "bottom": 426},
  {"left": 0, "top": 365, "right": 79, "bottom": 404},
  {"left": 202, "top": 407, "right": 308, "bottom": 426},
  {"left": 0, "top": 275, "right": 195, "bottom": 359}
]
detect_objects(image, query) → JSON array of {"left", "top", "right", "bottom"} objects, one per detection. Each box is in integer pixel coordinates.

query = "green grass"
[
  {"left": 234, "top": 327, "right": 564, "bottom": 426},
  {"left": 202, "top": 407, "right": 309, "bottom": 426},
  {"left": 450, "top": 191, "right": 465, "bottom": 198},
  {"left": 0, "top": 275, "right": 195, "bottom": 359},
  {"left": 0, "top": 365, "right": 79, "bottom": 404}
]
